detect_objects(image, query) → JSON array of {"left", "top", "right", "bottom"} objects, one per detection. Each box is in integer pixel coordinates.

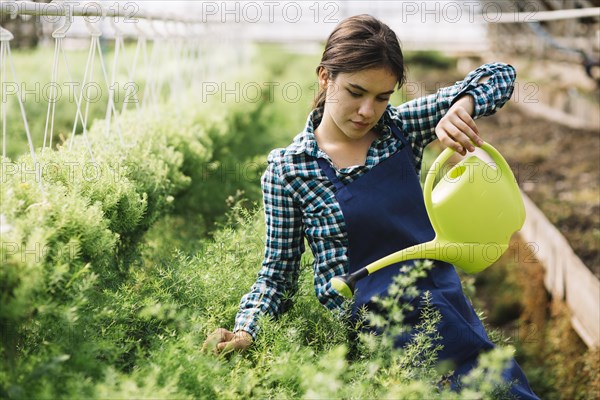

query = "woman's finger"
[
  {"left": 447, "top": 134, "right": 466, "bottom": 156},
  {"left": 451, "top": 105, "right": 480, "bottom": 138},
  {"left": 201, "top": 328, "right": 234, "bottom": 353},
  {"left": 436, "top": 121, "right": 468, "bottom": 154},
  {"left": 216, "top": 332, "right": 253, "bottom": 355},
  {"left": 436, "top": 129, "right": 465, "bottom": 155},
  {"left": 454, "top": 111, "right": 483, "bottom": 148},
  {"left": 436, "top": 112, "right": 482, "bottom": 154},
  {"left": 445, "top": 123, "right": 476, "bottom": 153}
]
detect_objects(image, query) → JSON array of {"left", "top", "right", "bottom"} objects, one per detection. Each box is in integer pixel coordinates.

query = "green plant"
[{"left": 0, "top": 43, "right": 320, "bottom": 399}]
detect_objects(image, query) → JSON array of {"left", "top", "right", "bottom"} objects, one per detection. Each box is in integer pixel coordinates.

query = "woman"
[{"left": 204, "top": 14, "right": 539, "bottom": 399}]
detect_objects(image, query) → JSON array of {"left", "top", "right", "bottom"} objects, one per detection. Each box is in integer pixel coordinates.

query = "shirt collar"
[{"left": 288, "top": 105, "right": 395, "bottom": 157}]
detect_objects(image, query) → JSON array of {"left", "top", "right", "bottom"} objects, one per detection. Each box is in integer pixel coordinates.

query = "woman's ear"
[{"left": 318, "top": 67, "right": 330, "bottom": 89}]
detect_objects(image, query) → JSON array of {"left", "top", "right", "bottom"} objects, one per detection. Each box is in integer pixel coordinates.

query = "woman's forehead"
[{"left": 338, "top": 68, "right": 398, "bottom": 92}]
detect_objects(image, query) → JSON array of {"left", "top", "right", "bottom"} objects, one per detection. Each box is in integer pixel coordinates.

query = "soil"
[{"left": 475, "top": 103, "right": 600, "bottom": 277}]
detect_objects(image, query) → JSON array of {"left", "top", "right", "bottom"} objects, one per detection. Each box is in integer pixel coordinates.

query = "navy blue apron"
[{"left": 316, "top": 123, "right": 539, "bottom": 399}]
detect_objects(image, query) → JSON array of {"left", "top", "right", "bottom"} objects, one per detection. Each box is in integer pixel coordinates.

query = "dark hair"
[{"left": 313, "top": 14, "right": 406, "bottom": 109}]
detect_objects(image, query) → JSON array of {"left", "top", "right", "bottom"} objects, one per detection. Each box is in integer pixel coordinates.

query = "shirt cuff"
[
  {"left": 233, "top": 316, "right": 259, "bottom": 340},
  {"left": 233, "top": 327, "right": 256, "bottom": 340},
  {"left": 456, "top": 83, "right": 493, "bottom": 119},
  {"left": 449, "top": 63, "right": 516, "bottom": 119}
]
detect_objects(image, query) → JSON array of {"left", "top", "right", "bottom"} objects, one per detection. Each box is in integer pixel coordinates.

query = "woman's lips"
[{"left": 351, "top": 120, "right": 369, "bottom": 129}]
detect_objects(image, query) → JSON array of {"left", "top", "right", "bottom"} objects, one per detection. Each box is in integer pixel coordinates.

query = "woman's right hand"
[{"left": 201, "top": 328, "right": 253, "bottom": 355}]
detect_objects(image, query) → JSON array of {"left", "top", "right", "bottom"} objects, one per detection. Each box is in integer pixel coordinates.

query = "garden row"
[
  {"left": 3, "top": 195, "right": 517, "bottom": 399},
  {"left": 0, "top": 43, "right": 304, "bottom": 397}
]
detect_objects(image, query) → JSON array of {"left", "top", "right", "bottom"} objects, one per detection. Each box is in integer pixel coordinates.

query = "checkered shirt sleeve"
[
  {"left": 397, "top": 62, "right": 516, "bottom": 166},
  {"left": 233, "top": 152, "right": 305, "bottom": 338}
]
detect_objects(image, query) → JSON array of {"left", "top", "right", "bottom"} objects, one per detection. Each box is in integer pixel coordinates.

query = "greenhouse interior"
[{"left": 1, "top": 0, "right": 599, "bottom": 398}]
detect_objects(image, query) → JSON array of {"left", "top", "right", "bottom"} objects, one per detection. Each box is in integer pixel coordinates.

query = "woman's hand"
[
  {"left": 435, "top": 94, "right": 484, "bottom": 156},
  {"left": 202, "top": 328, "right": 253, "bottom": 355}
]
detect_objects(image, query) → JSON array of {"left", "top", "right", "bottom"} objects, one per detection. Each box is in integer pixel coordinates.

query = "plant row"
[{"left": 0, "top": 51, "right": 300, "bottom": 396}]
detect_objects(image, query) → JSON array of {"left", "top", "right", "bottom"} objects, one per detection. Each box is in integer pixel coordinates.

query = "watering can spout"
[
  {"left": 363, "top": 240, "right": 440, "bottom": 272},
  {"left": 330, "top": 240, "right": 440, "bottom": 298},
  {"left": 330, "top": 237, "right": 510, "bottom": 298}
]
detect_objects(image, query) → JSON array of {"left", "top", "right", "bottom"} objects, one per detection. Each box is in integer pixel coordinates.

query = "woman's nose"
[{"left": 358, "top": 99, "right": 375, "bottom": 119}]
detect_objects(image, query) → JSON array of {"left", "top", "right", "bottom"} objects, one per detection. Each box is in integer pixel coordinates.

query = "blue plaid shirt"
[{"left": 234, "top": 63, "right": 516, "bottom": 338}]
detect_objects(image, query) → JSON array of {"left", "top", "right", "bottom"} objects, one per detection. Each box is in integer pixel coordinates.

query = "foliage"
[
  {"left": 1, "top": 195, "right": 518, "bottom": 399},
  {"left": 0, "top": 42, "right": 329, "bottom": 399},
  {"left": 0, "top": 74, "right": 294, "bottom": 400},
  {"left": 403, "top": 50, "right": 457, "bottom": 70}
]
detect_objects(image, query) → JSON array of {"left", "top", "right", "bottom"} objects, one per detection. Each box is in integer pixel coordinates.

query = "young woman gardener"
[{"left": 204, "top": 14, "right": 539, "bottom": 398}]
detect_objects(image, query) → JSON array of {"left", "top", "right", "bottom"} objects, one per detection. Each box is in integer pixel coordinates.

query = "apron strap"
[
  {"left": 389, "top": 122, "right": 408, "bottom": 145},
  {"left": 389, "top": 122, "right": 420, "bottom": 172},
  {"left": 316, "top": 157, "right": 346, "bottom": 193}
]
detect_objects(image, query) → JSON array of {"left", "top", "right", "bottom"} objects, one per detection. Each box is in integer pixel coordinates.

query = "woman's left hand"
[{"left": 435, "top": 95, "right": 484, "bottom": 156}]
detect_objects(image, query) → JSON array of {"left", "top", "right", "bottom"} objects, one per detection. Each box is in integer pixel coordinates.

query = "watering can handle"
[{"left": 423, "top": 142, "right": 516, "bottom": 231}]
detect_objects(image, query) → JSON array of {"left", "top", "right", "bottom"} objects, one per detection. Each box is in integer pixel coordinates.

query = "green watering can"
[{"left": 331, "top": 142, "right": 526, "bottom": 298}]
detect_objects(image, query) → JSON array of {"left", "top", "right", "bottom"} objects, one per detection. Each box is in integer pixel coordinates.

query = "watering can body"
[{"left": 423, "top": 144, "right": 526, "bottom": 273}]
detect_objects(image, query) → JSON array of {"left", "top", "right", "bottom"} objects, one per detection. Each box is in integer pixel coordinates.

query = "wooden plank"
[
  {"left": 518, "top": 191, "right": 600, "bottom": 348},
  {"left": 520, "top": 193, "right": 564, "bottom": 298},
  {"left": 566, "top": 257, "right": 600, "bottom": 348}
]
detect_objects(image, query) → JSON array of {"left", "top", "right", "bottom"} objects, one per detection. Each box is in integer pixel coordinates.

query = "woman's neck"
[{"left": 314, "top": 124, "right": 378, "bottom": 169}]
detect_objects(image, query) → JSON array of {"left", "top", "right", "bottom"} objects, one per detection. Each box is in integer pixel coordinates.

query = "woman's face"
[{"left": 320, "top": 67, "right": 397, "bottom": 141}]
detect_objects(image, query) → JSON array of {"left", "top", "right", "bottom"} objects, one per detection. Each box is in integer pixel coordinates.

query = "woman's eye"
[
  {"left": 377, "top": 97, "right": 390, "bottom": 102},
  {"left": 348, "top": 90, "right": 361, "bottom": 97}
]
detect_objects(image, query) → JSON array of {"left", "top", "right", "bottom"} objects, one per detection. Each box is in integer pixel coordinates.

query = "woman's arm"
[
  {"left": 203, "top": 151, "right": 304, "bottom": 353},
  {"left": 397, "top": 62, "right": 516, "bottom": 157}
]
